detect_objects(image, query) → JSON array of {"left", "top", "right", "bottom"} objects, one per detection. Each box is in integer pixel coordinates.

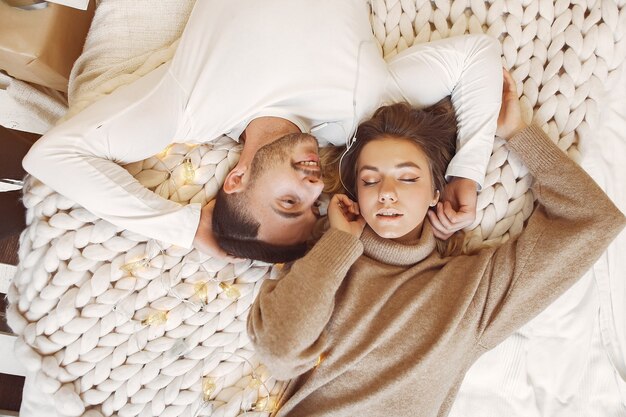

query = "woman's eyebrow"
[
  {"left": 395, "top": 162, "right": 422, "bottom": 170},
  {"left": 359, "top": 162, "right": 422, "bottom": 173},
  {"left": 359, "top": 165, "right": 379, "bottom": 173}
]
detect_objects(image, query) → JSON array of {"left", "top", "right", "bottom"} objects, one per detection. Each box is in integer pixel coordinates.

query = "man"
[{"left": 23, "top": 0, "right": 502, "bottom": 262}]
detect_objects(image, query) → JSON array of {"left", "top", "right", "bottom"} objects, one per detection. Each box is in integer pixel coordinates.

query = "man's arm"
[
  {"left": 386, "top": 34, "right": 502, "bottom": 188},
  {"left": 22, "top": 65, "right": 200, "bottom": 248},
  {"left": 387, "top": 35, "right": 502, "bottom": 237}
]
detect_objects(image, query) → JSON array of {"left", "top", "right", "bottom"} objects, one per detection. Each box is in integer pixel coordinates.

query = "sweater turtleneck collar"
[{"left": 360, "top": 221, "right": 437, "bottom": 266}]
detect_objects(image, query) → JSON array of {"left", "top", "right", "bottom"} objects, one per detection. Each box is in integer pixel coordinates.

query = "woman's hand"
[
  {"left": 328, "top": 194, "right": 366, "bottom": 238},
  {"left": 496, "top": 69, "right": 527, "bottom": 140},
  {"left": 193, "top": 199, "right": 244, "bottom": 263}
]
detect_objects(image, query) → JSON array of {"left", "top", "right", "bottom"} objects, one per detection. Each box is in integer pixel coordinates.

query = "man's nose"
[{"left": 307, "top": 176, "right": 325, "bottom": 195}]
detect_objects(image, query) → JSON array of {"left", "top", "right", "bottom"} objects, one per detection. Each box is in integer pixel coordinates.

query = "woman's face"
[{"left": 356, "top": 136, "right": 438, "bottom": 242}]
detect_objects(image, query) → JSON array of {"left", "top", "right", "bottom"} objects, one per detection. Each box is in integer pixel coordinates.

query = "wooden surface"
[
  {"left": 0, "top": 372, "right": 24, "bottom": 414},
  {"left": 0, "top": 234, "right": 18, "bottom": 266},
  {"left": 0, "top": 126, "right": 38, "bottom": 414}
]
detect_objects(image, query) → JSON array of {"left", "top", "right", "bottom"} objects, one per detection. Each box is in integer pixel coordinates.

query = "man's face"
[{"left": 246, "top": 133, "right": 324, "bottom": 245}]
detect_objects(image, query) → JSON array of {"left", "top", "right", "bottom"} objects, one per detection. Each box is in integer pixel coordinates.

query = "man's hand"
[
  {"left": 428, "top": 177, "right": 477, "bottom": 240},
  {"left": 328, "top": 194, "right": 366, "bottom": 238},
  {"left": 496, "top": 69, "right": 527, "bottom": 140},
  {"left": 193, "top": 199, "right": 244, "bottom": 262}
]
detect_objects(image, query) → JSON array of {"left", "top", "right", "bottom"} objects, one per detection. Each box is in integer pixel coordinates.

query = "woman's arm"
[
  {"left": 22, "top": 65, "right": 199, "bottom": 248},
  {"left": 475, "top": 124, "right": 626, "bottom": 348},
  {"left": 247, "top": 228, "right": 363, "bottom": 380}
]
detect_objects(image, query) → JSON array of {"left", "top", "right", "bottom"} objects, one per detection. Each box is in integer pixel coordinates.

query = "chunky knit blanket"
[{"left": 7, "top": 0, "right": 626, "bottom": 416}]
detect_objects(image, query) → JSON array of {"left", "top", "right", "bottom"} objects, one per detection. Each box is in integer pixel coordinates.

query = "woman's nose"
[
  {"left": 378, "top": 183, "right": 398, "bottom": 203},
  {"left": 379, "top": 190, "right": 397, "bottom": 203}
]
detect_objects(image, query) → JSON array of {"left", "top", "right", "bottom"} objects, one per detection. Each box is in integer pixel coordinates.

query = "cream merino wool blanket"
[{"left": 7, "top": 0, "right": 626, "bottom": 416}]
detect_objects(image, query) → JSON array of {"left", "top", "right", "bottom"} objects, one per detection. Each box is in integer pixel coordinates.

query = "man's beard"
[{"left": 248, "top": 133, "right": 318, "bottom": 184}]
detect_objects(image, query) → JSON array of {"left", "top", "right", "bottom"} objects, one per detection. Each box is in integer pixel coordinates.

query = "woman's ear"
[
  {"left": 430, "top": 189, "right": 440, "bottom": 207},
  {"left": 223, "top": 166, "right": 248, "bottom": 194}
]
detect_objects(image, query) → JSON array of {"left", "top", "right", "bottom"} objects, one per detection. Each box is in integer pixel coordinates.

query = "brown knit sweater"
[{"left": 247, "top": 125, "right": 626, "bottom": 417}]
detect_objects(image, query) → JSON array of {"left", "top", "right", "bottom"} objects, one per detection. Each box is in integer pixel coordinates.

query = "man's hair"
[{"left": 212, "top": 188, "right": 308, "bottom": 263}]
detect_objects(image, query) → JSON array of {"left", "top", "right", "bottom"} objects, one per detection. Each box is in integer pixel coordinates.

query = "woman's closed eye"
[{"left": 361, "top": 177, "right": 419, "bottom": 186}]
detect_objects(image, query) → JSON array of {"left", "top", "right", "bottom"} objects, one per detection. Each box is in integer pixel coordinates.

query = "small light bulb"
[
  {"left": 166, "top": 339, "right": 190, "bottom": 359},
  {"left": 183, "top": 157, "right": 195, "bottom": 183},
  {"left": 120, "top": 257, "right": 150, "bottom": 274},
  {"left": 158, "top": 144, "right": 173, "bottom": 159},
  {"left": 248, "top": 377, "right": 262, "bottom": 389},
  {"left": 141, "top": 310, "right": 168, "bottom": 326},
  {"left": 202, "top": 377, "right": 217, "bottom": 401},
  {"left": 252, "top": 397, "right": 277, "bottom": 412},
  {"left": 219, "top": 282, "right": 241, "bottom": 299},
  {"left": 194, "top": 282, "right": 209, "bottom": 305}
]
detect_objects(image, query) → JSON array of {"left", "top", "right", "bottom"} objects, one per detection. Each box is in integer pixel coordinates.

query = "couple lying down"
[
  {"left": 246, "top": 71, "right": 626, "bottom": 416},
  {"left": 18, "top": 1, "right": 624, "bottom": 414}
]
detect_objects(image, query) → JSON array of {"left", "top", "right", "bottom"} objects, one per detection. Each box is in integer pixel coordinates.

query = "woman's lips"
[{"left": 376, "top": 209, "right": 403, "bottom": 221}]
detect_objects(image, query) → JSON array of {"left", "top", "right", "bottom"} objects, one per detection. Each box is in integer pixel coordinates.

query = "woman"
[{"left": 246, "top": 71, "right": 626, "bottom": 417}]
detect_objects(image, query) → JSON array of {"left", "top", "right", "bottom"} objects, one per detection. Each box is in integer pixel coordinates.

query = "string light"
[
  {"left": 202, "top": 377, "right": 217, "bottom": 402},
  {"left": 166, "top": 339, "right": 191, "bottom": 360},
  {"left": 251, "top": 396, "right": 277, "bottom": 413},
  {"left": 111, "top": 141, "right": 276, "bottom": 413},
  {"left": 193, "top": 281, "right": 210, "bottom": 305},
  {"left": 141, "top": 310, "right": 168, "bottom": 326},
  {"left": 183, "top": 157, "right": 196, "bottom": 183},
  {"left": 113, "top": 239, "right": 274, "bottom": 416},
  {"left": 157, "top": 144, "right": 173, "bottom": 159},
  {"left": 248, "top": 377, "right": 262, "bottom": 389},
  {"left": 120, "top": 257, "right": 150, "bottom": 275},
  {"left": 219, "top": 282, "right": 241, "bottom": 299}
]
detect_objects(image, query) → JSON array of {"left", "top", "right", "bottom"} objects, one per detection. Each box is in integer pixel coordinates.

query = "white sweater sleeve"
[
  {"left": 22, "top": 65, "right": 201, "bottom": 249},
  {"left": 386, "top": 34, "right": 503, "bottom": 189}
]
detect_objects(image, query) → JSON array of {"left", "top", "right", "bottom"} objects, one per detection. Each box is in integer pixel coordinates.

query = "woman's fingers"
[
  {"left": 335, "top": 194, "right": 360, "bottom": 216},
  {"left": 329, "top": 194, "right": 366, "bottom": 237}
]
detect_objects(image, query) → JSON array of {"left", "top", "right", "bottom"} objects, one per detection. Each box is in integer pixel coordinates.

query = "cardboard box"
[
  {"left": 0, "top": 0, "right": 95, "bottom": 91},
  {"left": 7, "top": 0, "right": 95, "bottom": 11}
]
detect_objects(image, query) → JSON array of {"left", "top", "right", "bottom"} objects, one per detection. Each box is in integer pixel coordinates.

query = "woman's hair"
[{"left": 321, "top": 97, "right": 466, "bottom": 256}]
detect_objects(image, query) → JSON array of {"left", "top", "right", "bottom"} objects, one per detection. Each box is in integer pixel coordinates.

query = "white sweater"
[{"left": 23, "top": 0, "right": 503, "bottom": 248}]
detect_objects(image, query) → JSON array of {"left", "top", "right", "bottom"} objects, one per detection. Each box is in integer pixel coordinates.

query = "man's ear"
[{"left": 223, "top": 166, "right": 248, "bottom": 194}]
